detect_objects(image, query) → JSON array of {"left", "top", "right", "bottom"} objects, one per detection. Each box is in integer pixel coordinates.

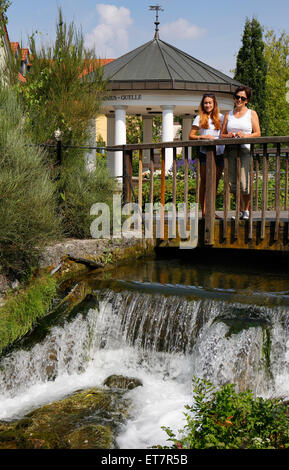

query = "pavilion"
[{"left": 100, "top": 12, "right": 242, "bottom": 175}]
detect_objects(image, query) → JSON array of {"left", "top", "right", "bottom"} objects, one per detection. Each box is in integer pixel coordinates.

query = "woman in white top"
[
  {"left": 189, "top": 93, "right": 224, "bottom": 218},
  {"left": 221, "top": 86, "right": 261, "bottom": 220}
]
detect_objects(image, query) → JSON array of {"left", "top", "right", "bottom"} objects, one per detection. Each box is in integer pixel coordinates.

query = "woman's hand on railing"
[
  {"left": 235, "top": 131, "right": 248, "bottom": 138},
  {"left": 197, "top": 134, "right": 217, "bottom": 140},
  {"left": 221, "top": 132, "right": 235, "bottom": 138},
  {"left": 190, "top": 134, "right": 216, "bottom": 140}
]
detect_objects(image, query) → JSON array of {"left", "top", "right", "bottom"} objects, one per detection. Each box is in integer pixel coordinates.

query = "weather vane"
[{"left": 149, "top": 5, "right": 164, "bottom": 39}]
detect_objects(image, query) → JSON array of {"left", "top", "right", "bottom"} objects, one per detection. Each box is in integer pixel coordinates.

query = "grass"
[{"left": 0, "top": 273, "right": 58, "bottom": 355}]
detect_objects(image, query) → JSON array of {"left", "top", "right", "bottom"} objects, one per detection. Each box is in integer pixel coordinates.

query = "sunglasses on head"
[
  {"left": 234, "top": 94, "right": 247, "bottom": 102},
  {"left": 203, "top": 93, "right": 216, "bottom": 99}
]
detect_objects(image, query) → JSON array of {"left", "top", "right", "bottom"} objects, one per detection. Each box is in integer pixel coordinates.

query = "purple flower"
[{"left": 176, "top": 159, "right": 196, "bottom": 170}]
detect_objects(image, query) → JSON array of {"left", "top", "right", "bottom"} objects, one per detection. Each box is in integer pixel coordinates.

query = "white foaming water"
[
  {"left": 0, "top": 294, "right": 194, "bottom": 448},
  {"left": 0, "top": 289, "right": 289, "bottom": 448},
  {"left": 0, "top": 346, "right": 192, "bottom": 448}
]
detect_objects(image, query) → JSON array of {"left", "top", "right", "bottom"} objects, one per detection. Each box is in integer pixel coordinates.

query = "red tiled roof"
[
  {"left": 18, "top": 72, "right": 26, "bottom": 83},
  {"left": 21, "top": 48, "right": 31, "bottom": 66},
  {"left": 21, "top": 48, "right": 29, "bottom": 61},
  {"left": 100, "top": 59, "right": 114, "bottom": 65},
  {"left": 79, "top": 58, "right": 114, "bottom": 77},
  {"left": 10, "top": 41, "right": 20, "bottom": 54}
]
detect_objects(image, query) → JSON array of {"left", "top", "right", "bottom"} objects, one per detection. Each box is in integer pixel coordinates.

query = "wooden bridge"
[{"left": 108, "top": 136, "right": 289, "bottom": 252}]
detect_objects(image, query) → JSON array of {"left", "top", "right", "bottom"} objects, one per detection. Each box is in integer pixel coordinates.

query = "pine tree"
[{"left": 234, "top": 17, "right": 268, "bottom": 134}]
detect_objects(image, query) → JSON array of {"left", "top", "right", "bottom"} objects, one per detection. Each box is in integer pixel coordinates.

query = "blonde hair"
[{"left": 199, "top": 94, "right": 221, "bottom": 130}]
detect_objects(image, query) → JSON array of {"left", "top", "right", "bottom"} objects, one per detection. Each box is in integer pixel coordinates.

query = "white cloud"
[
  {"left": 85, "top": 4, "right": 133, "bottom": 58},
  {"left": 160, "top": 18, "right": 206, "bottom": 41}
]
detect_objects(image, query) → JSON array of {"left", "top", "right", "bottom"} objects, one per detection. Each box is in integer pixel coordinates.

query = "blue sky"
[{"left": 6, "top": 0, "right": 289, "bottom": 77}]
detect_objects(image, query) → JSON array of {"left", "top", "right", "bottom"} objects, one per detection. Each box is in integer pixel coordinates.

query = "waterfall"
[{"left": 0, "top": 284, "right": 289, "bottom": 448}]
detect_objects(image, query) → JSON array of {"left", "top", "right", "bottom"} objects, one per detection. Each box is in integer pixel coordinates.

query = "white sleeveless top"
[
  {"left": 227, "top": 109, "right": 252, "bottom": 149},
  {"left": 193, "top": 113, "right": 224, "bottom": 155}
]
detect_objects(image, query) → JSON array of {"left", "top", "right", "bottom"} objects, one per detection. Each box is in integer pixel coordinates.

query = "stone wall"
[{"left": 0, "top": 237, "right": 156, "bottom": 306}]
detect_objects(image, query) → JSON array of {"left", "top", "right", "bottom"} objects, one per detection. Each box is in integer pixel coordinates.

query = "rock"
[
  {"left": 0, "top": 274, "right": 9, "bottom": 306},
  {"left": 66, "top": 425, "right": 111, "bottom": 449},
  {"left": 39, "top": 237, "right": 154, "bottom": 270},
  {"left": 0, "top": 274, "right": 9, "bottom": 295},
  {"left": 103, "top": 374, "right": 143, "bottom": 390},
  {"left": 0, "top": 387, "right": 130, "bottom": 449},
  {"left": 11, "top": 280, "right": 20, "bottom": 290}
]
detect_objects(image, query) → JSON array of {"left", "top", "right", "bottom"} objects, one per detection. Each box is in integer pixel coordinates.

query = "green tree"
[
  {"left": 126, "top": 115, "right": 142, "bottom": 144},
  {"left": 264, "top": 29, "right": 289, "bottom": 136},
  {"left": 234, "top": 17, "right": 268, "bottom": 134},
  {"left": 126, "top": 115, "right": 162, "bottom": 144}
]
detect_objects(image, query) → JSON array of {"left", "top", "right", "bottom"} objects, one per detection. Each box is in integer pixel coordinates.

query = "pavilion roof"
[{"left": 103, "top": 37, "right": 242, "bottom": 93}]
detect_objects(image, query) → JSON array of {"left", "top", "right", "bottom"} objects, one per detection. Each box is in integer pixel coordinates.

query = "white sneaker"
[
  {"left": 242, "top": 210, "right": 249, "bottom": 220},
  {"left": 231, "top": 212, "right": 243, "bottom": 220}
]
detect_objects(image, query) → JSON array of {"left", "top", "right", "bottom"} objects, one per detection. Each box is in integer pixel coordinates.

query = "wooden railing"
[{"left": 107, "top": 136, "right": 289, "bottom": 246}]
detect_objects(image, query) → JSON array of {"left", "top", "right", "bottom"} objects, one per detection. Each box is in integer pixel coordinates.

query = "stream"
[{"left": 0, "top": 253, "right": 289, "bottom": 449}]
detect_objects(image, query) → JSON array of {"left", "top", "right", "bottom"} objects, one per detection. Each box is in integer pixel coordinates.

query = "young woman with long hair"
[
  {"left": 189, "top": 93, "right": 224, "bottom": 218},
  {"left": 221, "top": 86, "right": 261, "bottom": 220}
]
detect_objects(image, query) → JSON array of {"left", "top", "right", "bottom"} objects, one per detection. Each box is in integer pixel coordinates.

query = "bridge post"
[
  {"left": 123, "top": 148, "right": 133, "bottom": 204},
  {"left": 204, "top": 147, "right": 216, "bottom": 245}
]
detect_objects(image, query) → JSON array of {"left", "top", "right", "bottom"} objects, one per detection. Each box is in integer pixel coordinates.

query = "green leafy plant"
[{"left": 158, "top": 377, "right": 289, "bottom": 449}]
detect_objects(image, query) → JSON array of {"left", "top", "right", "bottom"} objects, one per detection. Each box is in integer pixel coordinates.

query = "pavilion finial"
[{"left": 149, "top": 5, "right": 164, "bottom": 39}]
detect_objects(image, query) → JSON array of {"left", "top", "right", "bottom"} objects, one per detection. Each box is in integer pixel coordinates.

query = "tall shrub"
[
  {"left": 16, "top": 8, "right": 107, "bottom": 162},
  {"left": 0, "top": 86, "right": 61, "bottom": 278},
  {"left": 58, "top": 155, "right": 116, "bottom": 238},
  {"left": 0, "top": 0, "right": 11, "bottom": 25},
  {"left": 15, "top": 8, "right": 116, "bottom": 237}
]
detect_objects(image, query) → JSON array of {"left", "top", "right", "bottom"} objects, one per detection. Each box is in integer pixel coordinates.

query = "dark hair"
[
  {"left": 234, "top": 86, "right": 252, "bottom": 102},
  {"left": 202, "top": 93, "right": 216, "bottom": 98}
]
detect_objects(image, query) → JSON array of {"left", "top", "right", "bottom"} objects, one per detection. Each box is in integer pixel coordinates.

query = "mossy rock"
[
  {"left": 0, "top": 387, "right": 130, "bottom": 449},
  {"left": 103, "top": 374, "right": 143, "bottom": 390},
  {"left": 66, "top": 424, "right": 111, "bottom": 449}
]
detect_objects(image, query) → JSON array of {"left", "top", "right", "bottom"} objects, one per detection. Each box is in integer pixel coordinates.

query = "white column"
[
  {"left": 106, "top": 114, "right": 115, "bottom": 176},
  {"left": 114, "top": 105, "right": 127, "bottom": 180},
  {"left": 182, "top": 115, "right": 193, "bottom": 159},
  {"left": 161, "top": 105, "right": 175, "bottom": 172},
  {"left": 143, "top": 115, "right": 153, "bottom": 166}
]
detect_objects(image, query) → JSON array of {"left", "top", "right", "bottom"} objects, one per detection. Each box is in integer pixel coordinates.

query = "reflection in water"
[
  {"left": 105, "top": 256, "right": 289, "bottom": 294},
  {"left": 94, "top": 256, "right": 289, "bottom": 306}
]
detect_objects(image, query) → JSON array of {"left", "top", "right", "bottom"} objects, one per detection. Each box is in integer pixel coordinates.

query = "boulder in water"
[
  {"left": 66, "top": 424, "right": 111, "bottom": 449},
  {"left": 103, "top": 375, "right": 143, "bottom": 390},
  {"left": 0, "top": 387, "right": 130, "bottom": 449}
]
